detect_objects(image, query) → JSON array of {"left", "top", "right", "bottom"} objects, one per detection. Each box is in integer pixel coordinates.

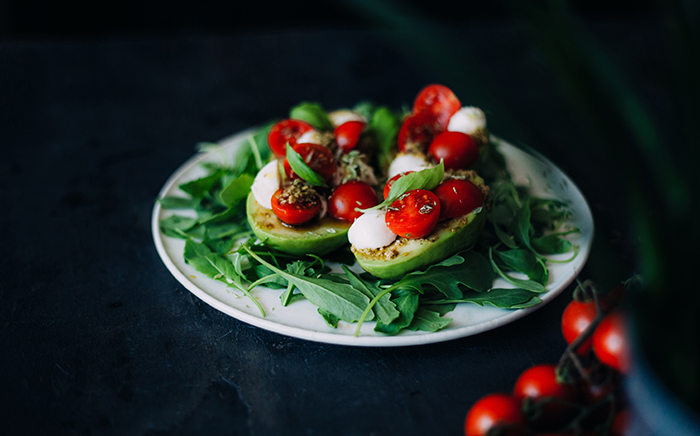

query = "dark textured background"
[{"left": 0, "top": 2, "right": 654, "bottom": 435}]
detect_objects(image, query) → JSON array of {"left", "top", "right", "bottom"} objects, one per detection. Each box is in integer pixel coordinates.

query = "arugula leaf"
[
  {"left": 285, "top": 143, "right": 327, "bottom": 187},
  {"left": 353, "top": 101, "right": 375, "bottom": 121},
  {"left": 179, "top": 170, "right": 223, "bottom": 198},
  {"left": 159, "top": 215, "right": 199, "bottom": 239},
  {"left": 289, "top": 102, "right": 333, "bottom": 131},
  {"left": 495, "top": 249, "right": 548, "bottom": 285},
  {"left": 374, "top": 289, "right": 420, "bottom": 335},
  {"left": 318, "top": 309, "right": 340, "bottom": 328},
  {"left": 457, "top": 288, "right": 541, "bottom": 309},
  {"left": 343, "top": 266, "right": 400, "bottom": 325},
  {"left": 489, "top": 248, "right": 546, "bottom": 293},
  {"left": 361, "top": 162, "right": 445, "bottom": 212},
  {"left": 531, "top": 233, "right": 575, "bottom": 254},
  {"left": 158, "top": 196, "right": 200, "bottom": 209},
  {"left": 243, "top": 246, "right": 371, "bottom": 322},
  {"left": 220, "top": 174, "right": 254, "bottom": 207},
  {"left": 407, "top": 307, "right": 452, "bottom": 332}
]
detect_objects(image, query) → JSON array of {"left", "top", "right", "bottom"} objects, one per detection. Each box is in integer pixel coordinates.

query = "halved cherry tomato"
[
  {"left": 593, "top": 311, "right": 630, "bottom": 373},
  {"left": 328, "top": 180, "right": 378, "bottom": 222},
  {"left": 428, "top": 131, "right": 479, "bottom": 170},
  {"left": 561, "top": 299, "right": 598, "bottom": 356},
  {"left": 413, "top": 84, "right": 461, "bottom": 131},
  {"left": 383, "top": 171, "right": 415, "bottom": 199},
  {"left": 385, "top": 189, "right": 440, "bottom": 239},
  {"left": 267, "top": 119, "right": 314, "bottom": 157},
  {"left": 334, "top": 120, "right": 364, "bottom": 153},
  {"left": 513, "top": 364, "right": 577, "bottom": 429},
  {"left": 270, "top": 187, "right": 321, "bottom": 226},
  {"left": 464, "top": 393, "right": 527, "bottom": 436},
  {"left": 398, "top": 111, "right": 436, "bottom": 152},
  {"left": 283, "top": 143, "right": 337, "bottom": 183},
  {"left": 433, "top": 178, "right": 483, "bottom": 220}
]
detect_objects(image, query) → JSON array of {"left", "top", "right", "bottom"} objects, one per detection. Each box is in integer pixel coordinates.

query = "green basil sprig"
[
  {"left": 285, "top": 143, "right": 327, "bottom": 187},
  {"left": 361, "top": 161, "right": 444, "bottom": 212}
]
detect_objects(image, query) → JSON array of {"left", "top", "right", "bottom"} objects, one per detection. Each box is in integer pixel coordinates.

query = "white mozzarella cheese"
[
  {"left": 348, "top": 209, "right": 397, "bottom": 250},
  {"left": 328, "top": 110, "right": 365, "bottom": 127},
  {"left": 251, "top": 160, "right": 280, "bottom": 210},
  {"left": 296, "top": 129, "right": 324, "bottom": 145},
  {"left": 387, "top": 153, "right": 432, "bottom": 179},
  {"left": 447, "top": 107, "right": 486, "bottom": 135}
]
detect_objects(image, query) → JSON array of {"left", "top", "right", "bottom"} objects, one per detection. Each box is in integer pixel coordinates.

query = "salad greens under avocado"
[{"left": 157, "top": 101, "right": 579, "bottom": 336}]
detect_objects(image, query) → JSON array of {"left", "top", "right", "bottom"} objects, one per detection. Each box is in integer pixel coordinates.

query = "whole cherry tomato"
[
  {"left": 464, "top": 393, "right": 527, "bottom": 436},
  {"left": 413, "top": 84, "right": 461, "bottom": 131},
  {"left": 270, "top": 187, "right": 321, "bottom": 226},
  {"left": 427, "top": 131, "right": 479, "bottom": 170},
  {"left": 283, "top": 143, "right": 337, "bottom": 183},
  {"left": 385, "top": 189, "right": 440, "bottom": 239},
  {"left": 383, "top": 171, "right": 415, "bottom": 199},
  {"left": 328, "top": 180, "right": 378, "bottom": 222},
  {"left": 398, "top": 111, "right": 436, "bottom": 152},
  {"left": 432, "top": 178, "right": 483, "bottom": 220},
  {"left": 513, "top": 364, "right": 577, "bottom": 429},
  {"left": 593, "top": 311, "right": 630, "bottom": 374},
  {"left": 561, "top": 300, "right": 598, "bottom": 355},
  {"left": 267, "top": 119, "right": 314, "bottom": 157},
  {"left": 334, "top": 120, "right": 365, "bottom": 153}
]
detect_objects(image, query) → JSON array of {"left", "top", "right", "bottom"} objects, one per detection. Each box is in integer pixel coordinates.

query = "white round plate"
[{"left": 152, "top": 129, "right": 593, "bottom": 347}]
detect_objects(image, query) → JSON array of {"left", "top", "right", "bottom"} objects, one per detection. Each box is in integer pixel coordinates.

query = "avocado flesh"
[
  {"left": 246, "top": 192, "right": 351, "bottom": 256},
  {"left": 352, "top": 208, "right": 487, "bottom": 279}
]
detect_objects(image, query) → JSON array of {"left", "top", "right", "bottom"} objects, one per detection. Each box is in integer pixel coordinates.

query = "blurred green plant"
[{"left": 345, "top": 0, "right": 700, "bottom": 417}]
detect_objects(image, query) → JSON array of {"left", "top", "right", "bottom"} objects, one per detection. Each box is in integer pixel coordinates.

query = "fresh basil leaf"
[
  {"left": 285, "top": 143, "right": 327, "bottom": 187},
  {"left": 361, "top": 161, "right": 444, "bottom": 212},
  {"left": 289, "top": 102, "right": 333, "bottom": 131},
  {"left": 367, "top": 106, "right": 400, "bottom": 171}
]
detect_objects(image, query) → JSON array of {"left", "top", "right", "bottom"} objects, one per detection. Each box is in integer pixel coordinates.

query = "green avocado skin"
[
  {"left": 246, "top": 192, "right": 351, "bottom": 256},
  {"left": 353, "top": 208, "right": 487, "bottom": 280}
]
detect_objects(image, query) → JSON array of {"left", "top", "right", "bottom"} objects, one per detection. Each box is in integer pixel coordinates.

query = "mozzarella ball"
[
  {"left": 387, "top": 153, "right": 432, "bottom": 179},
  {"left": 348, "top": 209, "right": 397, "bottom": 250},
  {"left": 328, "top": 109, "right": 365, "bottom": 127},
  {"left": 251, "top": 160, "right": 280, "bottom": 209},
  {"left": 296, "top": 129, "right": 324, "bottom": 145},
  {"left": 447, "top": 107, "right": 486, "bottom": 135}
]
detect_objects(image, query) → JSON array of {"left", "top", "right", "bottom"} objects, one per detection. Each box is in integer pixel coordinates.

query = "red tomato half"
[
  {"left": 593, "top": 311, "right": 630, "bottom": 373},
  {"left": 267, "top": 119, "right": 314, "bottom": 157},
  {"left": 334, "top": 120, "right": 365, "bottom": 153},
  {"left": 385, "top": 189, "right": 440, "bottom": 239},
  {"left": 328, "top": 180, "right": 378, "bottom": 222},
  {"left": 270, "top": 188, "right": 321, "bottom": 226},
  {"left": 432, "top": 178, "right": 483, "bottom": 220},
  {"left": 413, "top": 84, "right": 461, "bottom": 131},
  {"left": 561, "top": 300, "right": 598, "bottom": 356},
  {"left": 383, "top": 171, "right": 415, "bottom": 200},
  {"left": 428, "top": 131, "right": 479, "bottom": 170},
  {"left": 283, "top": 143, "right": 337, "bottom": 183},
  {"left": 397, "top": 111, "right": 436, "bottom": 152},
  {"left": 464, "top": 393, "right": 527, "bottom": 436},
  {"left": 513, "top": 364, "right": 577, "bottom": 428}
]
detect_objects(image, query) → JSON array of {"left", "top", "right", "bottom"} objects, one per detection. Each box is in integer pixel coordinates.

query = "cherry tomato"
[
  {"left": 428, "top": 131, "right": 479, "bottom": 170},
  {"left": 385, "top": 189, "right": 440, "bottom": 239},
  {"left": 413, "top": 84, "right": 461, "bottom": 131},
  {"left": 464, "top": 393, "right": 527, "bottom": 436},
  {"left": 383, "top": 171, "right": 415, "bottom": 199},
  {"left": 600, "top": 283, "right": 626, "bottom": 312},
  {"left": 267, "top": 119, "right": 314, "bottom": 157},
  {"left": 593, "top": 311, "right": 630, "bottom": 373},
  {"left": 561, "top": 300, "right": 598, "bottom": 355},
  {"left": 513, "top": 364, "right": 577, "bottom": 429},
  {"left": 283, "top": 143, "right": 337, "bottom": 183},
  {"left": 328, "top": 180, "right": 378, "bottom": 222},
  {"left": 270, "top": 187, "right": 321, "bottom": 226},
  {"left": 433, "top": 178, "right": 483, "bottom": 220},
  {"left": 398, "top": 111, "right": 436, "bottom": 152},
  {"left": 334, "top": 120, "right": 365, "bottom": 153}
]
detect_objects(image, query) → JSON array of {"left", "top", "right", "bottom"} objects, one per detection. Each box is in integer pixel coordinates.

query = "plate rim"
[{"left": 151, "top": 130, "right": 594, "bottom": 347}]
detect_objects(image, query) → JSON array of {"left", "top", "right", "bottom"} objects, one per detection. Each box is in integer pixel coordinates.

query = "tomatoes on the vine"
[
  {"left": 283, "top": 143, "right": 337, "bottom": 183},
  {"left": 413, "top": 84, "right": 461, "bottom": 131},
  {"left": 328, "top": 180, "right": 378, "bottom": 222},
  {"left": 334, "top": 120, "right": 364, "bottom": 153},
  {"left": 593, "top": 311, "right": 630, "bottom": 374},
  {"left": 433, "top": 178, "right": 483, "bottom": 220},
  {"left": 383, "top": 171, "right": 415, "bottom": 199},
  {"left": 270, "top": 187, "right": 321, "bottom": 226},
  {"left": 385, "top": 189, "right": 440, "bottom": 239},
  {"left": 561, "top": 300, "right": 598, "bottom": 356},
  {"left": 267, "top": 119, "right": 314, "bottom": 157},
  {"left": 427, "top": 131, "right": 479, "bottom": 170},
  {"left": 513, "top": 364, "right": 577, "bottom": 428},
  {"left": 464, "top": 393, "right": 527, "bottom": 436}
]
